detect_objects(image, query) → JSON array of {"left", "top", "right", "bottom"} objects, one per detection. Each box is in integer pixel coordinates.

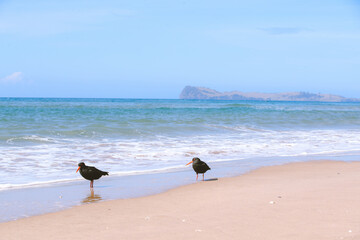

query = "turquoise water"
[{"left": 1, "top": 98, "right": 360, "bottom": 190}]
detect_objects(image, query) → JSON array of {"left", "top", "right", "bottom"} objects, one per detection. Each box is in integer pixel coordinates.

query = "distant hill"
[{"left": 179, "top": 86, "right": 360, "bottom": 102}]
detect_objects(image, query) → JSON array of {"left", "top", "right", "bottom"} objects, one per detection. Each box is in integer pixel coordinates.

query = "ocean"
[{"left": 1, "top": 98, "right": 360, "bottom": 191}]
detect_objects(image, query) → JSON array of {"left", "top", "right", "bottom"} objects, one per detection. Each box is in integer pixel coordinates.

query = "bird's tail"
[{"left": 102, "top": 171, "right": 109, "bottom": 176}]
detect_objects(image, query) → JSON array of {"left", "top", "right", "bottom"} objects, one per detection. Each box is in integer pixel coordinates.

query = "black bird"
[
  {"left": 186, "top": 157, "right": 211, "bottom": 181},
  {"left": 76, "top": 162, "right": 109, "bottom": 188}
]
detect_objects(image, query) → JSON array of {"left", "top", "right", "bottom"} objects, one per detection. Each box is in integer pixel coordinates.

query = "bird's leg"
[
  {"left": 90, "top": 180, "right": 94, "bottom": 188},
  {"left": 196, "top": 173, "right": 198, "bottom": 181},
  {"left": 203, "top": 173, "right": 205, "bottom": 181}
]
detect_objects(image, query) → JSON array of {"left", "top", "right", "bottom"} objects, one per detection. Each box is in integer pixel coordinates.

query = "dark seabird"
[
  {"left": 186, "top": 157, "right": 211, "bottom": 181},
  {"left": 76, "top": 162, "right": 109, "bottom": 188}
]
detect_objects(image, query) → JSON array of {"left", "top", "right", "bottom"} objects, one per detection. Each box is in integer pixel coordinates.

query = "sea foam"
[{"left": 0, "top": 98, "right": 359, "bottom": 191}]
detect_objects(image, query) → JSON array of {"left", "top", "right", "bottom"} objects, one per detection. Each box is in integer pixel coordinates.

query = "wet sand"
[
  {"left": 0, "top": 158, "right": 253, "bottom": 222},
  {"left": 2, "top": 155, "right": 315, "bottom": 223},
  {"left": 1, "top": 160, "right": 360, "bottom": 240}
]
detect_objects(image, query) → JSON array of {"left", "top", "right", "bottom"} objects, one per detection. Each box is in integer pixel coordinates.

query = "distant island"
[{"left": 179, "top": 86, "right": 360, "bottom": 102}]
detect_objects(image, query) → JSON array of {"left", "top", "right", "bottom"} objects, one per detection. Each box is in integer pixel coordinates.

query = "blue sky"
[{"left": 0, "top": 0, "right": 360, "bottom": 98}]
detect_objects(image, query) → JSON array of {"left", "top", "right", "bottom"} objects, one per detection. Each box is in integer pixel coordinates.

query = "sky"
[{"left": 0, "top": 0, "right": 360, "bottom": 98}]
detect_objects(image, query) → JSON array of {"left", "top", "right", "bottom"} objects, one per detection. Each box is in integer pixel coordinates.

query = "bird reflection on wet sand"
[{"left": 82, "top": 189, "right": 102, "bottom": 204}]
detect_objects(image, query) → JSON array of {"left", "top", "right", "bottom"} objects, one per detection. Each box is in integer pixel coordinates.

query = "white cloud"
[{"left": 0, "top": 72, "right": 23, "bottom": 84}]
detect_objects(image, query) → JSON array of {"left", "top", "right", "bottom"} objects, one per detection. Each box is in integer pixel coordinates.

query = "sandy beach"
[{"left": 1, "top": 160, "right": 360, "bottom": 240}]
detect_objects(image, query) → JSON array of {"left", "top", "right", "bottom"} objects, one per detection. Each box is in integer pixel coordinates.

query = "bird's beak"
[
  {"left": 186, "top": 160, "right": 193, "bottom": 166},
  {"left": 76, "top": 166, "right": 81, "bottom": 173}
]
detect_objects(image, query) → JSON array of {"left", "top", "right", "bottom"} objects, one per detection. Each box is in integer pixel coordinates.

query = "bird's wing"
[
  {"left": 89, "top": 166, "right": 108, "bottom": 175},
  {"left": 200, "top": 161, "right": 211, "bottom": 170},
  {"left": 87, "top": 166, "right": 98, "bottom": 172}
]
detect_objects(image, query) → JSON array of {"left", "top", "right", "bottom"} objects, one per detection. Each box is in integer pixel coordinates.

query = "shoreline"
[
  {"left": 1, "top": 160, "right": 360, "bottom": 239},
  {"left": 1, "top": 154, "right": 359, "bottom": 223},
  {"left": 0, "top": 157, "right": 253, "bottom": 223}
]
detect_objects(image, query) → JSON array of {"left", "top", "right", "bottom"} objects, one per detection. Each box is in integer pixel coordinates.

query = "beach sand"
[{"left": 1, "top": 160, "right": 360, "bottom": 240}]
